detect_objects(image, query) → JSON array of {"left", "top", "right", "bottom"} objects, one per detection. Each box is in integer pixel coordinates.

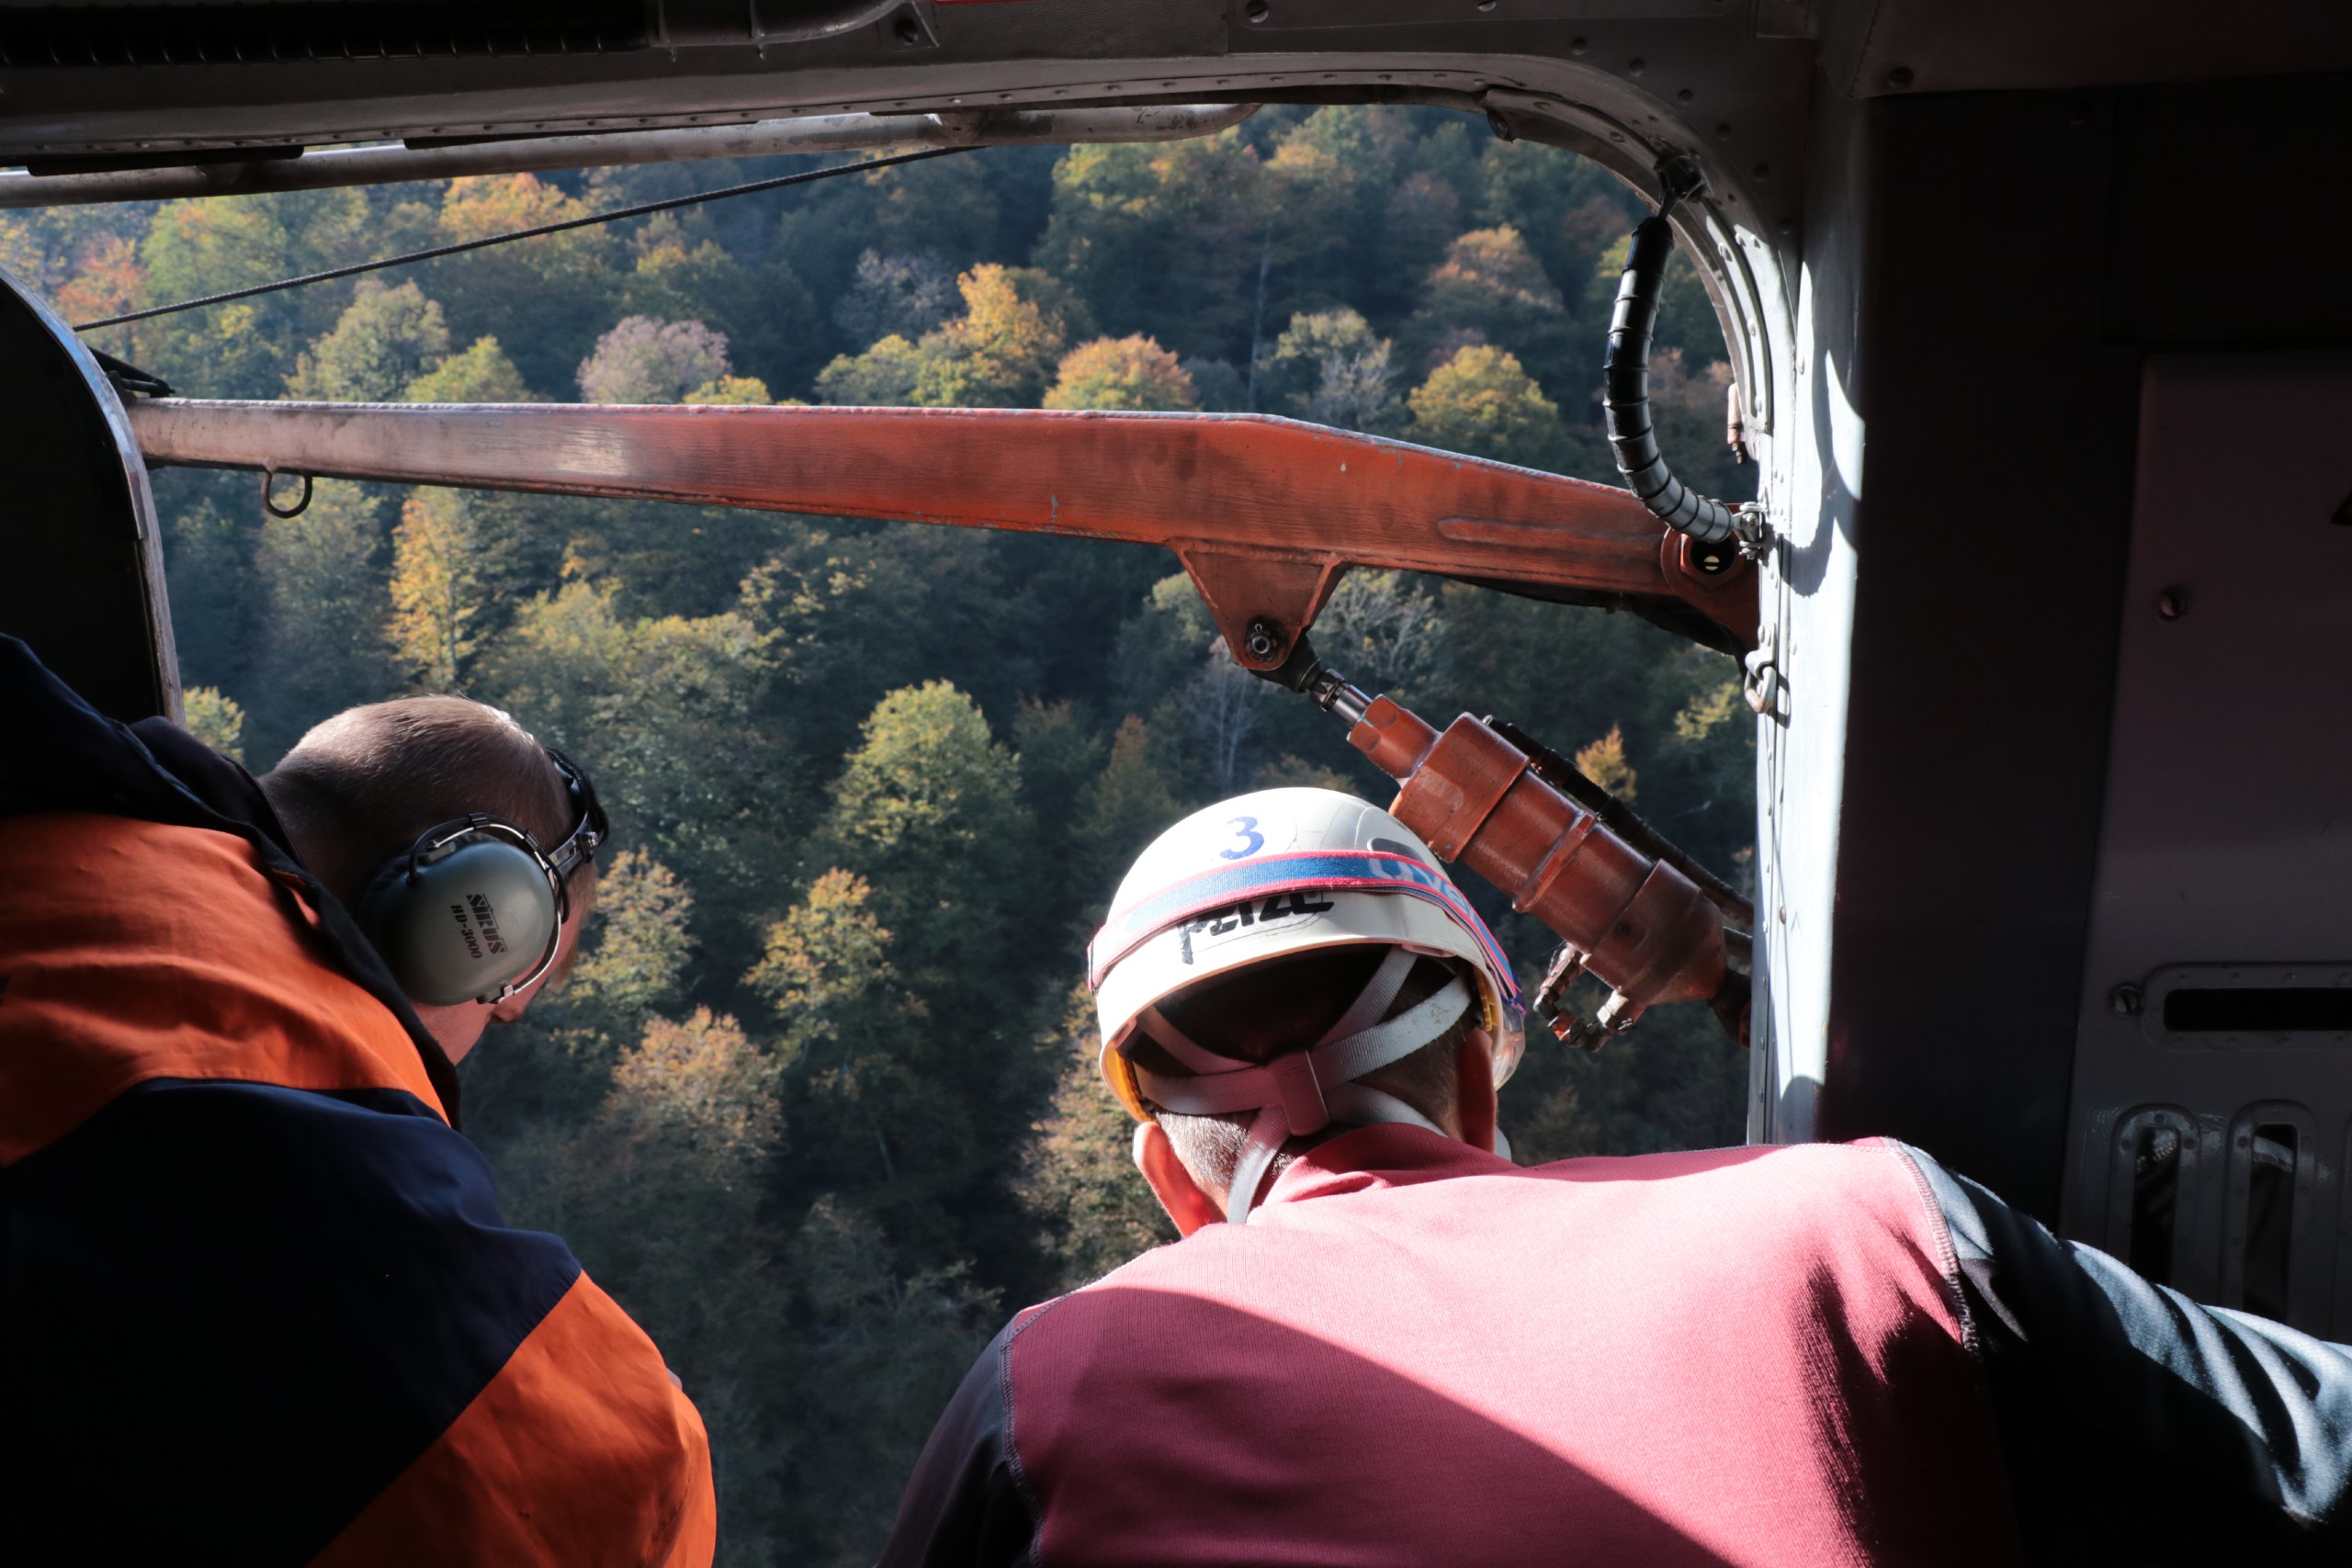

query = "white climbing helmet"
[{"left": 1088, "top": 788, "right": 1525, "bottom": 1216}]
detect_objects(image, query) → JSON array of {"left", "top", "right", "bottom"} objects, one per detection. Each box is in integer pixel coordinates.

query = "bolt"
[
  {"left": 1884, "top": 66, "right": 1915, "bottom": 89},
  {"left": 1243, "top": 0, "right": 1270, "bottom": 20},
  {"left": 2156, "top": 587, "right": 2188, "bottom": 620},
  {"left": 1568, "top": 35, "right": 1589, "bottom": 55},
  {"left": 1244, "top": 618, "right": 1283, "bottom": 662},
  {"left": 1714, "top": 122, "right": 1733, "bottom": 140},
  {"left": 2110, "top": 984, "right": 2144, "bottom": 1019},
  {"left": 1476, "top": 0, "right": 1497, "bottom": 10},
  {"left": 1627, "top": 57, "right": 1645, "bottom": 76},
  {"left": 1676, "top": 87, "right": 1693, "bottom": 103},
  {"left": 893, "top": 13, "right": 922, "bottom": 43},
  {"left": 1486, "top": 109, "right": 1517, "bottom": 141}
]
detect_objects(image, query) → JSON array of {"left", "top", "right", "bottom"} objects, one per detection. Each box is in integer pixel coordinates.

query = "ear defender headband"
[{"left": 358, "top": 745, "right": 608, "bottom": 1008}]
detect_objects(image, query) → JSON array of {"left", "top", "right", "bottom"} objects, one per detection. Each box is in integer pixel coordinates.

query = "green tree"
[
  {"left": 154, "top": 480, "right": 265, "bottom": 698},
  {"left": 1035, "top": 131, "right": 1270, "bottom": 360},
  {"left": 404, "top": 335, "right": 533, "bottom": 402},
  {"left": 785, "top": 682, "right": 1044, "bottom": 1262},
  {"left": 285, "top": 280, "right": 452, "bottom": 401},
  {"left": 1019, "top": 987, "right": 1174, "bottom": 1290},
  {"left": 1043, "top": 334, "right": 1197, "bottom": 412},
  {"left": 248, "top": 479, "right": 400, "bottom": 762},
  {"left": 425, "top": 175, "right": 621, "bottom": 394},
  {"left": 564, "top": 851, "right": 697, "bottom": 1028},
  {"left": 814, "top": 333, "right": 926, "bottom": 405},
  {"left": 558, "top": 1007, "right": 797, "bottom": 1560},
  {"left": 1072, "top": 714, "right": 1184, "bottom": 902},
  {"left": 481, "top": 577, "right": 782, "bottom": 922},
  {"left": 141, "top": 189, "right": 368, "bottom": 396},
  {"left": 1264, "top": 308, "right": 1404, "bottom": 433}
]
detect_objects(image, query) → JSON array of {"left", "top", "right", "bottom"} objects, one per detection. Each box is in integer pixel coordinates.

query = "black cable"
[
  {"left": 70, "top": 143, "right": 974, "bottom": 333},
  {"left": 1600, "top": 202, "right": 1740, "bottom": 547}
]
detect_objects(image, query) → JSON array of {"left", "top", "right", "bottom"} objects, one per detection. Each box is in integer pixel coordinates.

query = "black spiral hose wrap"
[{"left": 1601, "top": 214, "right": 1738, "bottom": 546}]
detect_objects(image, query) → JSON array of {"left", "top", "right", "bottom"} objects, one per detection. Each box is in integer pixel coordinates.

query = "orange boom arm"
[{"left": 126, "top": 400, "right": 1756, "bottom": 663}]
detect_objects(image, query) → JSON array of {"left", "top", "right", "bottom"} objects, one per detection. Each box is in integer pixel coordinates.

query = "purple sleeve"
[
  {"left": 1894, "top": 1142, "right": 2352, "bottom": 1562},
  {"left": 876, "top": 1321, "right": 1039, "bottom": 1568}
]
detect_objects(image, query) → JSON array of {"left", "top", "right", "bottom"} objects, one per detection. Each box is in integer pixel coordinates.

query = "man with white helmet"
[
  {"left": 1089, "top": 786, "right": 1528, "bottom": 1226},
  {"left": 880, "top": 789, "right": 2352, "bottom": 1566}
]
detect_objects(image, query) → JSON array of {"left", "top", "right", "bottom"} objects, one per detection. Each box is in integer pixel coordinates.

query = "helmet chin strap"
[{"left": 1133, "top": 948, "right": 1496, "bottom": 1224}]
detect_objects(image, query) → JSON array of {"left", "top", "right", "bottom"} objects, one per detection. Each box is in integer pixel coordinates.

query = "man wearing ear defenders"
[
  {"left": 0, "top": 634, "right": 714, "bottom": 1568},
  {"left": 880, "top": 788, "right": 2352, "bottom": 1567}
]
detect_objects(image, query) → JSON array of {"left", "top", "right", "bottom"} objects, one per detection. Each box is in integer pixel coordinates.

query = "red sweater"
[
  {"left": 883, "top": 1126, "right": 2352, "bottom": 1565},
  {"left": 893, "top": 1128, "right": 2018, "bottom": 1566}
]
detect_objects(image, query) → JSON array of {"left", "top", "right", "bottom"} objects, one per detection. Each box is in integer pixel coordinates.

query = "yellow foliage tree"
[
  {"left": 1406, "top": 343, "right": 1568, "bottom": 468},
  {"left": 605, "top": 1009, "right": 782, "bottom": 1190},
  {"left": 748, "top": 867, "right": 897, "bottom": 1061},
  {"left": 684, "top": 374, "right": 772, "bottom": 405},
  {"left": 915, "top": 263, "right": 1069, "bottom": 407},
  {"left": 387, "top": 490, "right": 483, "bottom": 689},
  {"left": 180, "top": 686, "right": 247, "bottom": 763},
  {"left": 1043, "top": 334, "right": 1198, "bottom": 412},
  {"left": 1574, "top": 723, "right": 1637, "bottom": 800}
]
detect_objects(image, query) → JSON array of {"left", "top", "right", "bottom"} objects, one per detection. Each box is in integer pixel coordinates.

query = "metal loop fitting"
[{"left": 261, "top": 468, "right": 312, "bottom": 519}]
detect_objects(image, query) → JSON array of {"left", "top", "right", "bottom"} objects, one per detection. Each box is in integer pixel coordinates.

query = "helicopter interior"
[{"left": 4, "top": 0, "right": 2352, "bottom": 1338}]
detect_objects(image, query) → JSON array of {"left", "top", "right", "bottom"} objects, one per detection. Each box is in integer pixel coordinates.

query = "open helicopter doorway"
[{"left": 3, "top": 101, "right": 1768, "bottom": 1554}]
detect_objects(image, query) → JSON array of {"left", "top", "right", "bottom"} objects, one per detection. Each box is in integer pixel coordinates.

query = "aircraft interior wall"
[{"left": 1773, "top": 68, "right": 2352, "bottom": 1333}]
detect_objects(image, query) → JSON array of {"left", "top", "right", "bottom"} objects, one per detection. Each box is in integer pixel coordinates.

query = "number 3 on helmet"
[{"left": 1088, "top": 787, "right": 1526, "bottom": 1123}]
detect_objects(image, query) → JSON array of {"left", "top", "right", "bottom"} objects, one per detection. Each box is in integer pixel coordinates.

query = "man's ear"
[
  {"left": 1456, "top": 1027, "right": 1498, "bottom": 1156},
  {"left": 1133, "top": 1122, "right": 1225, "bottom": 1236}
]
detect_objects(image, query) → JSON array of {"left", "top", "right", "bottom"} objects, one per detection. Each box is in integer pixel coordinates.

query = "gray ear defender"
[{"left": 359, "top": 816, "right": 563, "bottom": 1007}]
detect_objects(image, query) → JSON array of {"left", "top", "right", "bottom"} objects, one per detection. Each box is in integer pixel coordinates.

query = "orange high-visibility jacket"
[{"left": 0, "top": 636, "right": 716, "bottom": 1567}]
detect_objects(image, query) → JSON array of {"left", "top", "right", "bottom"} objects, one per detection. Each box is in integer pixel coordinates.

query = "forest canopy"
[{"left": 5, "top": 104, "right": 1755, "bottom": 1565}]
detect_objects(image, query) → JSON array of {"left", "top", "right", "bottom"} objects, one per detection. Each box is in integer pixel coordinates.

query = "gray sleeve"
[{"left": 1893, "top": 1141, "right": 2352, "bottom": 1562}]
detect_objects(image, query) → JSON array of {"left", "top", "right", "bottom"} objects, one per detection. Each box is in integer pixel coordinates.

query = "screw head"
[
  {"left": 2110, "top": 984, "right": 2144, "bottom": 1019},
  {"left": 893, "top": 13, "right": 922, "bottom": 42},
  {"left": 1244, "top": 0, "right": 1270, "bottom": 20},
  {"left": 2156, "top": 587, "right": 2188, "bottom": 620},
  {"left": 1884, "top": 66, "right": 1916, "bottom": 89},
  {"left": 1243, "top": 617, "right": 1283, "bottom": 662},
  {"left": 1692, "top": 543, "right": 1733, "bottom": 576},
  {"left": 1627, "top": 57, "right": 1646, "bottom": 77},
  {"left": 1568, "top": 35, "right": 1589, "bottom": 55}
]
